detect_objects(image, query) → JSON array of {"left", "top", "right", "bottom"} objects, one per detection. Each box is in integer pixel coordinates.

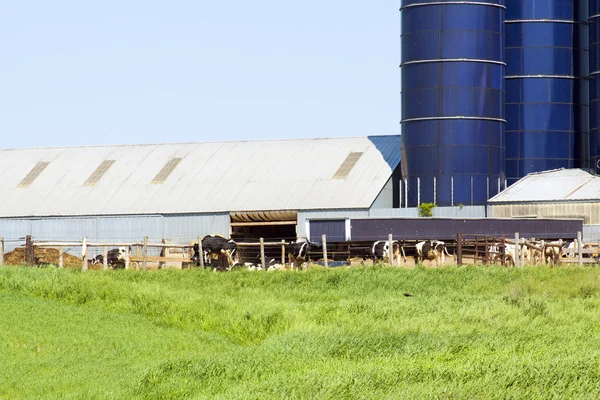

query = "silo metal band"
[
  {"left": 589, "top": 71, "right": 600, "bottom": 77},
  {"left": 400, "top": 1, "right": 505, "bottom": 10},
  {"left": 401, "top": 58, "right": 505, "bottom": 67},
  {"left": 505, "top": 75, "right": 584, "bottom": 80},
  {"left": 401, "top": 116, "right": 506, "bottom": 123},
  {"left": 505, "top": 19, "right": 586, "bottom": 24},
  {"left": 589, "top": 14, "right": 600, "bottom": 20}
]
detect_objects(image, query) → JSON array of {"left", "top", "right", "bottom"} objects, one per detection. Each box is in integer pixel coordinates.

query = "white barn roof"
[
  {"left": 0, "top": 135, "right": 400, "bottom": 217},
  {"left": 488, "top": 168, "right": 600, "bottom": 204}
]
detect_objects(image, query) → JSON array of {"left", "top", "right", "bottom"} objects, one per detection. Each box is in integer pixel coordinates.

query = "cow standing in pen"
[
  {"left": 192, "top": 235, "right": 238, "bottom": 270},
  {"left": 286, "top": 238, "right": 311, "bottom": 270},
  {"left": 367, "top": 240, "right": 407, "bottom": 264},
  {"left": 415, "top": 240, "right": 451, "bottom": 266}
]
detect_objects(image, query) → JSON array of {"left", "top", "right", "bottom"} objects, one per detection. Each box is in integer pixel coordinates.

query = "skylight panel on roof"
[
  {"left": 84, "top": 160, "right": 115, "bottom": 187},
  {"left": 152, "top": 158, "right": 182, "bottom": 184},
  {"left": 18, "top": 162, "right": 50, "bottom": 188},
  {"left": 333, "top": 152, "right": 363, "bottom": 179}
]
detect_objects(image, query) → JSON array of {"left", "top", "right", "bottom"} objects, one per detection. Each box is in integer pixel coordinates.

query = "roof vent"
[
  {"left": 152, "top": 158, "right": 183, "bottom": 184},
  {"left": 84, "top": 160, "right": 115, "bottom": 187},
  {"left": 18, "top": 162, "right": 50, "bottom": 188},
  {"left": 333, "top": 152, "right": 363, "bottom": 179}
]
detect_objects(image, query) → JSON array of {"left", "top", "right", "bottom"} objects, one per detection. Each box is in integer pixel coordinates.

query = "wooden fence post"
[
  {"left": 125, "top": 246, "right": 131, "bottom": 270},
  {"left": 501, "top": 235, "right": 506, "bottom": 267},
  {"left": 514, "top": 233, "right": 520, "bottom": 268},
  {"left": 198, "top": 236, "right": 205, "bottom": 269},
  {"left": 578, "top": 231, "right": 583, "bottom": 267},
  {"left": 0, "top": 237, "right": 4, "bottom": 266},
  {"left": 281, "top": 240, "right": 286, "bottom": 267},
  {"left": 388, "top": 234, "right": 394, "bottom": 266},
  {"left": 58, "top": 246, "right": 64, "bottom": 268},
  {"left": 475, "top": 236, "right": 479, "bottom": 264},
  {"left": 81, "top": 236, "right": 88, "bottom": 271},
  {"left": 322, "top": 234, "right": 328, "bottom": 268},
  {"left": 25, "top": 235, "right": 32, "bottom": 265},
  {"left": 103, "top": 242, "right": 108, "bottom": 270},
  {"left": 540, "top": 240, "right": 545, "bottom": 264},
  {"left": 484, "top": 237, "right": 488, "bottom": 265},
  {"left": 456, "top": 233, "right": 463, "bottom": 266},
  {"left": 142, "top": 236, "right": 148, "bottom": 271},
  {"left": 260, "top": 237, "right": 266, "bottom": 270}
]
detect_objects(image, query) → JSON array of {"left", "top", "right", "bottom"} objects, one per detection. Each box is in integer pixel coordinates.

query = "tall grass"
[{"left": 1, "top": 265, "right": 600, "bottom": 399}]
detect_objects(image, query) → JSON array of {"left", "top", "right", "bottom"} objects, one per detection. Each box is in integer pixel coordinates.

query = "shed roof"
[
  {"left": 488, "top": 168, "right": 600, "bottom": 204},
  {"left": 0, "top": 135, "right": 400, "bottom": 217}
]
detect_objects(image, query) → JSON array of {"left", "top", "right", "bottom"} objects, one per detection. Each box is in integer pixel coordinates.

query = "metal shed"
[{"left": 0, "top": 135, "right": 402, "bottom": 251}]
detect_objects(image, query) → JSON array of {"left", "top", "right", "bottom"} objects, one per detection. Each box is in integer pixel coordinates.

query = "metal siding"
[
  {"left": 505, "top": 1, "right": 589, "bottom": 184},
  {"left": 163, "top": 213, "right": 230, "bottom": 241},
  {"left": 591, "top": 0, "right": 600, "bottom": 171},
  {"left": 0, "top": 136, "right": 400, "bottom": 217},
  {"left": 583, "top": 224, "right": 600, "bottom": 242},
  {"left": 370, "top": 178, "right": 394, "bottom": 209},
  {"left": 368, "top": 208, "right": 420, "bottom": 218},
  {"left": 401, "top": 1, "right": 506, "bottom": 206},
  {"left": 432, "top": 206, "right": 487, "bottom": 218},
  {"left": 309, "top": 220, "right": 346, "bottom": 242},
  {"left": 350, "top": 218, "right": 582, "bottom": 241},
  {"left": 489, "top": 202, "right": 600, "bottom": 224}
]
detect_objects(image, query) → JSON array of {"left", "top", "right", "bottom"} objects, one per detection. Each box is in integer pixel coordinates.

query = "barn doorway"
[{"left": 229, "top": 211, "right": 297, "bottom": 263}]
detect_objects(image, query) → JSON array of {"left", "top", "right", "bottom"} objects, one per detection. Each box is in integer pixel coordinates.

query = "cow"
[
  {"left": 90, "top": 247, "right": 129, "bottom": 268},
  {"left": 368, "top": 240, "right": 407, "bottom": 264},
  {"left": 286, "top": 239, "right": 311, "bottom": 270},
  {"left": 415, "top": 240, "right": 451, "bottom": 266},
  {"left": 192, "top": 235, "right": 238, "bottom": 270}
]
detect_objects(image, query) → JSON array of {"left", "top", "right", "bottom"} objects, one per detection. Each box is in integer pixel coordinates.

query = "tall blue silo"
[
  {"left": 400, "top": 0, "right": 506, "bottom": 207},
  {"left": 505, "top": 1, "right": 589, "bottom": 185},
  {"left": 591, "top": 0, "right": 600, "bottom": 172}
]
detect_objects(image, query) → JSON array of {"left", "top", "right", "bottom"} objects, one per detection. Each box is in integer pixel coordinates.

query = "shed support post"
[
  {"left": 322, "top": 234, "right": 329, "bottom": 268},
  {"left": 260, "top": 238, "right": 266, "bottom": 270},
  {"left": 142, "top": 236, "right": 148, "bottom": 271},
  {"left": 388, "top": 234, "right": 394, "bottom": 266},
  {"left": 578, "top": 231, "right": 583, "bottom": 267}
]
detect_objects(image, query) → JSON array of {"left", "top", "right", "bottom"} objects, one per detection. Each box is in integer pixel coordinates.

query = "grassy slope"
[{"left": 1, "top": 265, "right": 600, "bottom": 399}]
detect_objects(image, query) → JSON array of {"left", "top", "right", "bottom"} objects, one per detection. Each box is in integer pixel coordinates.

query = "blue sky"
[{"left": 0, "top": 1, "right": 400, "bottom": 149}]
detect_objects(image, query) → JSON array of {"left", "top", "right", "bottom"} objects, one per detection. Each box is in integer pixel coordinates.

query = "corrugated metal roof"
[
  {"left": 0, "top": 135, "right": 401, "bottom": 217},
  {"left": 488, "top": 168, "right": 600, "bottom": 203}
]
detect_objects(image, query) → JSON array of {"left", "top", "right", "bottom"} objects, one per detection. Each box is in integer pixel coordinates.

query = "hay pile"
[{"left": 4, "top": 247, "right": 84, "bottom": 267}]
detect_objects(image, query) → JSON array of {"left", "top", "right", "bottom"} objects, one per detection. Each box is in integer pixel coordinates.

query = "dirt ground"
[{"left": 3, "top": 247, "right": 85, "bottom": 268}]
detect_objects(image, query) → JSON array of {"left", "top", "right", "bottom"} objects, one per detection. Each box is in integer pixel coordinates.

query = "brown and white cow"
[{"left": 415, "top": 240, "right": 451, "bottom": 266}]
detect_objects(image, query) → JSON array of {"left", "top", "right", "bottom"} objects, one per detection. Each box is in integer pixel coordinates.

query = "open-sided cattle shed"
[{"left": 0, "top": 135, "right": 402, "bottom": 252}]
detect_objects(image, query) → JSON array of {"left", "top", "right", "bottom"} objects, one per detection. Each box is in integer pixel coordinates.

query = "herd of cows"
[
  {"left": 87, "top": 234, "right": 592, "bottom": 270},
  {"left": 88, "top": 235, "right": 455, "bottom": 270}
]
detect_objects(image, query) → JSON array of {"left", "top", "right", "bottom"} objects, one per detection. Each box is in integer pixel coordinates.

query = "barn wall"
[
  {"left": 489, "top": 203, "right": 600, "bottom": 224},
  {"left": 370, "top": 178, "right": 394, "bottom": 209},
  {"left": 432, "top": 206, "right": 486, "bottom": 218},
  {"left": 583, "top": 225, "right": 600, "bottom": 242},
  {"left": 0, "top": 213, "right": 230, "bottom": 254}
]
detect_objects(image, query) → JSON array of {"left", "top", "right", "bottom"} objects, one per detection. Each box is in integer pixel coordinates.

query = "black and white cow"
[
  {"left": 286, "top": 239, "right": 310, "bottom": 270},
  {"left": 368, "top": 240, "right": 407, "bottom": 264},
  {"left": 90, "top": 247, "right": 129, "bottom": 268},
  {"left": 192, "top": 235, "right": 238, "bottom": 270},
  {"left": 415, "top": 240, "right": 451, "bottom": 266}
]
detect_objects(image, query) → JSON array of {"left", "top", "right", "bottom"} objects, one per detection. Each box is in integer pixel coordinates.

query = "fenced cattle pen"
[{"left": 1, "top": 230, "right": 599, "bottom": 270}]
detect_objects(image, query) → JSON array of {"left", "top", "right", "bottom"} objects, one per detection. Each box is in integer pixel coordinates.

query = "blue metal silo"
[
  {"left": 505, "top": 0, "right": 588, "bottom": 184},
  {"left": 400, "top": 0, "right": 506, "bottom": 207},
  {"left": 591, "top": 0, "right": 600, "bottom": 172}
]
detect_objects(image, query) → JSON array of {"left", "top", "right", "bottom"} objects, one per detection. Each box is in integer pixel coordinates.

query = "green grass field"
[{"left": 1, "top": 265, "right": 600, "bottom": 399}]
